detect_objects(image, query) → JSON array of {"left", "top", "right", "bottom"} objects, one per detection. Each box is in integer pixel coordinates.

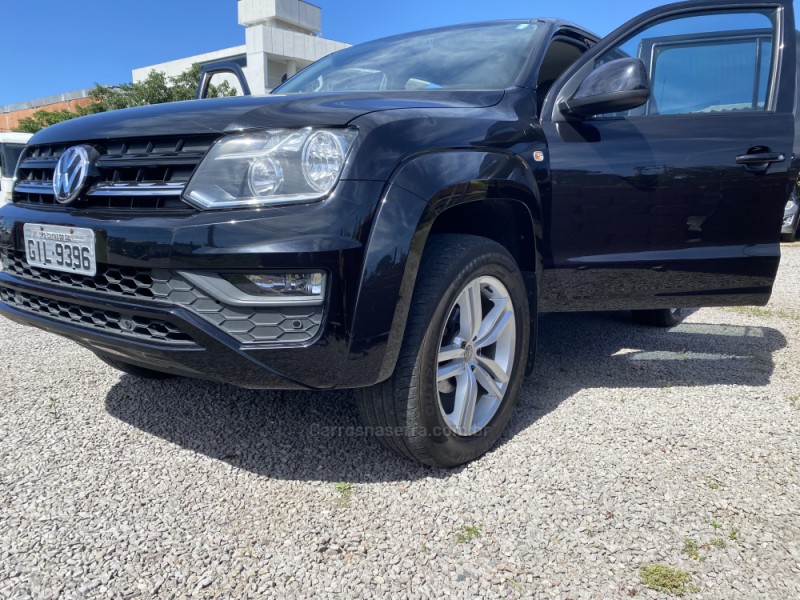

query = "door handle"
[{"left": 736, "top": 151, "right": 786, "bottom": 165}]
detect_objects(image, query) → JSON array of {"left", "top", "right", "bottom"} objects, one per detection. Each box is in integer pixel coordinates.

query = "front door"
[{"left": 539, "top": 0, "right": 796, "bottom": 311}]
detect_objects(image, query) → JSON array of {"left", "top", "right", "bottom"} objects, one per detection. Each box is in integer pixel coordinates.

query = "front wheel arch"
[
  {"left": 348, "top": 149, "right": 543, "bottom": 385},
  {"left": 426, "top": 196, "right": 539, "bottom": 272}
]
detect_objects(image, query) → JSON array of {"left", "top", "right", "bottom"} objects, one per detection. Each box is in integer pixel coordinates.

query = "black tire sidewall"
[
  {"left": 633, "top": 308, "right": 683, "bottom": 327},
  {"left": 411, "top": 243, "right": 530, "bottom": 467}
]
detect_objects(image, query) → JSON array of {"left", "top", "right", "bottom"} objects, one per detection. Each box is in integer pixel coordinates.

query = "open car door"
[{"left": 540, "top": 0, "right": 796, "bottom": 311}]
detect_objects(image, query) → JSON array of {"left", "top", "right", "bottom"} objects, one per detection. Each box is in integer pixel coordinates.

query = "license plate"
[{"left": 23, "top": 223, "right": 97, "bottom": 276}]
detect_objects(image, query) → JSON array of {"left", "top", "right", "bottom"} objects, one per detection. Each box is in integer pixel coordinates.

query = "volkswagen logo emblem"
[{"left": 53, "top": 145, "right": 91, "bottom": 204}]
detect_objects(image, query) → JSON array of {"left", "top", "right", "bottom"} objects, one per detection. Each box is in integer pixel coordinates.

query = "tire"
[
  {"left": 781, "top": 214, "right": 798, "bottom": 242},
  {"left": 356, "top": 234, "right": 532, "bottom": 468},
  {"left": 631, "top": 307, "right": 684, "bottom": 327},
  {"left": 782, "top": 197, "right": 799, "bottom": 242},
  {"left": 94, "top": 352, "right": 177, "bottom": 379}
]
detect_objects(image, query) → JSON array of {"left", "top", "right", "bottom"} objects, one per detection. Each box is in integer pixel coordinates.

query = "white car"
[{"left": 0, "top": 132, "right": 32, "bottom": 205}]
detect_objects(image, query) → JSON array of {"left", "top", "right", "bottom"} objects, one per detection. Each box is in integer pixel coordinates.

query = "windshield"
[
  {"left": 274, "top": 22, "right": 540, "bottom": 94},
  {"left": 0, "top": 144, "right": 26, "bottom": 178}
]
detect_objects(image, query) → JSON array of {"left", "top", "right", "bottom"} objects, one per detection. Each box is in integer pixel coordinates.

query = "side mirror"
[
  {"left": 559, "top": 58, "right": 650, "bottom": 119},
  {"left": 196, "top": 62, "right": 252, "bottom": 99}
]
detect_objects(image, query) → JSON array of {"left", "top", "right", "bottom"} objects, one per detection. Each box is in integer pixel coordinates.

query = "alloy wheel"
[{"left": 436, "top": 276, "right": 516, "bottom": 436}]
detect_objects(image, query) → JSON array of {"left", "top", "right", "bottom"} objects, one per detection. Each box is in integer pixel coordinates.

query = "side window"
[
  {"left": 536, "top": 38, "right": 586, "bottom": 115},
  {"left": 595, "top": 11, "right": 777, "bottom": 117}
]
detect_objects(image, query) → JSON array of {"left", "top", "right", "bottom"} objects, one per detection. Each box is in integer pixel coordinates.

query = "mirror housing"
[{"left": 559, "top": 58, "right": 650, "bottom": 119}]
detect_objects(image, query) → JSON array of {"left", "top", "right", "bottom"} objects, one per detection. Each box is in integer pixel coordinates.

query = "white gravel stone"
[{"left": 1, "top": 246, "right": 800, "bottom": 598}]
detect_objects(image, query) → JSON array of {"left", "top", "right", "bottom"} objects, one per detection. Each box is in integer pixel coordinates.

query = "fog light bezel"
[
  {"left": 178, "top": 270, "right": 328, "bottom": 307},
  {"left": 225, "top": 272, "right": 325, "bottom": 300}
]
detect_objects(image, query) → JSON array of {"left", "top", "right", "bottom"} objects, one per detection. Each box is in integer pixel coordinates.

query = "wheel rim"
[{"left": 436, "top": 275, "right": 516, "bottom": 436}]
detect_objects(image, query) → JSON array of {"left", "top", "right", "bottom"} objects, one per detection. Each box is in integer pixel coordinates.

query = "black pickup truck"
[{"left": 1, "top": 0, "right": 796, "bottom": 467}]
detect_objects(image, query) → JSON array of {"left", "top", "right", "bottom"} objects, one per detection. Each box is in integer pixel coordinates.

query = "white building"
[{"left": 131, "top": 0, "right": 350, "bottom": 95}]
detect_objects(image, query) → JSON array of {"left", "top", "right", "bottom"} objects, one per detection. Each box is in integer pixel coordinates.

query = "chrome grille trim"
[
  {"left": 15, "top": 182, "right": 54, "bottom": 195},
  {"left": 12, "top": 135, "right": 218, "bottom": 212},
  {"left": 87, "top": 182, "right": 185, "bottom": 197}
]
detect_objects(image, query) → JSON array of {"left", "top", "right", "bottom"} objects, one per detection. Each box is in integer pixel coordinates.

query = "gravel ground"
[{"left": 1, "top": 246, "right": 799, "bottom": 599}]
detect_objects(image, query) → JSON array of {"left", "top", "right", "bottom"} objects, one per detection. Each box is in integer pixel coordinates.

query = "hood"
[{"left": 30, "top": 90, "right": 505, "bottom": 145}]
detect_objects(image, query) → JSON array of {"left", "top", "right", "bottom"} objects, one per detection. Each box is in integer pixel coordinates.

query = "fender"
[{"left": 346, "top": 149, "right": 543, "bottom": 383}]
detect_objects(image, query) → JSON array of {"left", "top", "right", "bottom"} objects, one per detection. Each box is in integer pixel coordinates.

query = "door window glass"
[
  {"left": 594, "top": 11, "right": 776, "bottom": 116},
  {"left": 536, "top": 39, "right": 587, "bottom": 115}
]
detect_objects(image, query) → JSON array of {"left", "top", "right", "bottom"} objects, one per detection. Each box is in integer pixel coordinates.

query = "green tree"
[
  {"left": 15, "top": 64, "right": 237, "bottom": 133},
  {"left": 15, "top": 107, "right": 94, "bottom": 133},
  {"left": 88, "top": 64, "right": 236, "bottom": 111}
]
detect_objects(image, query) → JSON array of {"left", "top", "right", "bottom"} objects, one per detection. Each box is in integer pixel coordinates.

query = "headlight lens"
[
  {"left": 184, "top": 128, "right": 357, "bottom": 210},
  {"left": 302, "top": 131, "right": 349, "bottom": 192},
  {"left": 248, "top": 157, "right": 284, "bottom": 196}
]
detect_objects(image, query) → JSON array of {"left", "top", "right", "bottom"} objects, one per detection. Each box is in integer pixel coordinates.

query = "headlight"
[{"left": 183, "top": 128, "right": 357, "bottom": 210}]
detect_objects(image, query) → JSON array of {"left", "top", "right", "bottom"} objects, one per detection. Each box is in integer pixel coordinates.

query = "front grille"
[
  {"left": 13, "top": 135, "right": 217, "bottom": 212},
  {"left": 1, "top": 248, "right": 324, "bottom": 345},
  {"left": 0, "top": 287, "right": 193, "bottom": 344}
]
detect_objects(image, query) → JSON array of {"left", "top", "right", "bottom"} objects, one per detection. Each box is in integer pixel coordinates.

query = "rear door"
[{"left": 539, "top": 0, "right": 796, "bottom": 311}]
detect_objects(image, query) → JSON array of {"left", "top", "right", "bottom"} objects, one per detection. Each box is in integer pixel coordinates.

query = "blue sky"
[{"left": 0, "top": 0, "right": 797, "bottom": 106}]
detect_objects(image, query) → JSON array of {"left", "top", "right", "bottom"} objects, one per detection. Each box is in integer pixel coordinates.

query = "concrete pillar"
[
  {"left": 239, "top": 0, "right": 321, "bottom": 35},
  {"left": 245, "top": 24, "right": 270, "bottom": 94},
  {"left": 245, "top": 54, "right": 269, "bottom": 95},
  {"left": 286, "top": 60, "right": 297, "bottom": 77}
]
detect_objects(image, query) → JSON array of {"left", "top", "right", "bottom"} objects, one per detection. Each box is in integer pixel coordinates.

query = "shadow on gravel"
[
  {"left": 504, "top": 310, "right": 786, "bottom": 441},
  {"left": 105, "top": 311, "right": 786, "bottom": 482}
]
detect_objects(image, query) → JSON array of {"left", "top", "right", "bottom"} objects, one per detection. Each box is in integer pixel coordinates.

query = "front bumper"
[
  {"left": 0, "top": 274, "right": 310, "bottom": 388},
  {"left": 0, "top": 180, "right": 390, "bottom": 389}
]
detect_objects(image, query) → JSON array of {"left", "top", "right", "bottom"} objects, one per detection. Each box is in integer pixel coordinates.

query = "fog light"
[{"left": 225, "top": 272, "right": 325, "bottom": 299}]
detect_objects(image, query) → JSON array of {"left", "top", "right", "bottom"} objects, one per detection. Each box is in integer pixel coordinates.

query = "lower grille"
[
  {"left": 0, "top": 287, "right": 192, "bottom": 345},
  {"left": 2, "top": 249, "right": 158, "bottom": 299},
  {"left": 0, "top": 250, "right": 158, "bottom": 299},
  {"left": 1, "top": 248, "right": 324, "bottom": 345}
]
